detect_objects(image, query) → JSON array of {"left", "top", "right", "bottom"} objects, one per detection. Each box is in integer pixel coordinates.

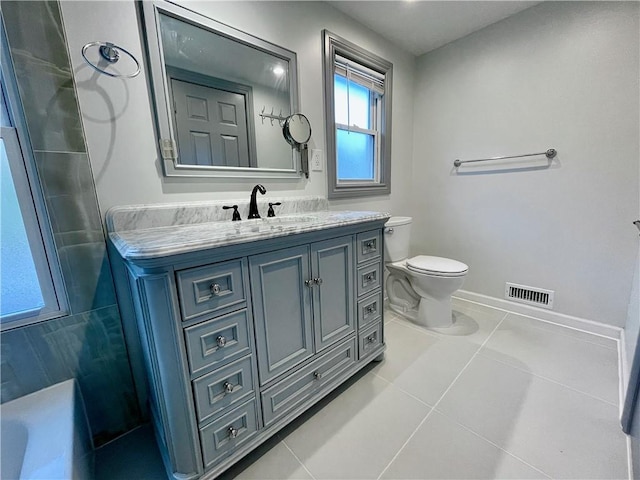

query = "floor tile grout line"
[
  {"left": 501, "top": 312, "right": 619, "bottom": 351},
  {"left": 475, "top": 350, "right": 620, "bottom": 408},
  {"left": 375, "top": 408, "right": 436, "bottom": 480},
  {"left": 281, "top": 439, "right": 317, "bottom": 480},
  {"left": 387, "top": 310, "right": 509, "bottom": 343},
  {"left": 371, "top": 371, "right": 434, "bottom": 408},
  {"left": 454, "top": 297, "right": 620, "bottom": 345},
  {"left": 428, "top": 313, "right": 507, "bottom": 412},
  {"left": 432, "top": 406, "right": 554, "bottom": 479},
  {"left": 386, "top": 317, "right": 443, "bottom": 340},
  {"left": 376, "top": 314, "right": 507, "bottom": 480}
]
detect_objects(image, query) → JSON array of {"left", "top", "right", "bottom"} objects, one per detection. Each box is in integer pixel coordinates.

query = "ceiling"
[{"left": 327, "top": 1, "right": 540, "bottom": 56}]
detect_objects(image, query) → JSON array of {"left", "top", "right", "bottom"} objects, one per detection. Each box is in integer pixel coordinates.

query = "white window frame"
[
  {"left": 334, "top": 75, "right": 381, "bottom": 184},
  {"left": 1, "top": 30, "right": 68, "bottom": 331},
  {"left": 323, "top": 30, "right": 392, "bottom": 198}
]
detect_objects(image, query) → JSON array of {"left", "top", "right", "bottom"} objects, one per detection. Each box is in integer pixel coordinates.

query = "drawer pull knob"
[
  {"left": 365, "top": 304, "right": 377, "bottom": 314},
  {"left": 313, "top": 371, "right": 322, "bottom": 380},
  {"left": 228, "top": 426, "right": 239, "bottom": 439},
  {"left": 367, "top": 335, "right": 377, "bottom": 344},
  {"left": 365, "top": 273, "right": 374, "bottom": 282},
  {"left": 365, "top": 240, "right": 375, "bottom": 250},
  {"left": 223, "top": 381, "right": 235, "bottom": 394},
  {"left": 216, "top": 336, "right": 227, "bottom": 348},
  {"left": 210, "top": 283, "right": 221, "bottom": 295},
  {"left": 314, "top": 277, "right": 323, "bottom": 285}
]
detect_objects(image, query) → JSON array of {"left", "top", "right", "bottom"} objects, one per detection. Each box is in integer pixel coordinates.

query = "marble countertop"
[{"left": 107, "top": 200, "right": 389, "bottom": 261}]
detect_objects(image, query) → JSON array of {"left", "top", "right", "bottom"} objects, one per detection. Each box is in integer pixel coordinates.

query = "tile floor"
[{"left": 95, "top": 298, "right": 629, "bottom": 479}]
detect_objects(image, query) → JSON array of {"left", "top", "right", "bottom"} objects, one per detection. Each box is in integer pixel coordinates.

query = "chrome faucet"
[{"left": 248, "top": 184, "right": 266, "bottom": 219}]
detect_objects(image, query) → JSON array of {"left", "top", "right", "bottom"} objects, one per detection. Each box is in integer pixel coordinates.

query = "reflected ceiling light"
[{"left": 273, "top": 66, "right": 285, "bottom": 76}]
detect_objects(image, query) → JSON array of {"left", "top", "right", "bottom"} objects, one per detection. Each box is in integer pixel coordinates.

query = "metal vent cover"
[{"left": 505, "top": 282, "right": 554, "bottom": 309}]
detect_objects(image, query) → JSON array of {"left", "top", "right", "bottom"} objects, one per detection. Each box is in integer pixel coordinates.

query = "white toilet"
[{"left": 384, "top": 216, "right": 468, "bottom": 328}]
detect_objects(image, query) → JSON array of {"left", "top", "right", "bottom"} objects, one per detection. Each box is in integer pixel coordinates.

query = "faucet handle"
[
  {"left": 267, "top": 202, "right": 282, "bottom": 218},
  {"left": 222, "top": 205, "right": 241, "bottom": 221}
]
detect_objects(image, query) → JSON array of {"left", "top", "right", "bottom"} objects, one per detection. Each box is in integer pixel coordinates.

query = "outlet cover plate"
[{"left": 311, "top": 149, "right": 323, "bottom": 172}]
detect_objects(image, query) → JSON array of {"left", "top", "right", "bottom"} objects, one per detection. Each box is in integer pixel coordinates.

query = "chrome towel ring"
[{"left": 81, "top": 41, "right": 141, "bottom": 78}]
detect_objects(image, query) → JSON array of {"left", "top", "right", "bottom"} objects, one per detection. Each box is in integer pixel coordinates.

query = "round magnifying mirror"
[{"left": 283, "top": 113, "right": 311, "bottom": 148}]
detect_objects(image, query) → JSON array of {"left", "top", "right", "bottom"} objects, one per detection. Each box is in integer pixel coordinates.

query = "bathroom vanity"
[{"left": 107, "top": 198, "right": 388, "bottom": 479}]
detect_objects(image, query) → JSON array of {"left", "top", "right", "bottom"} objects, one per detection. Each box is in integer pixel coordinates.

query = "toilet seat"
[{"left": 406, "top": 255, "right": 468, "bottom": 277}]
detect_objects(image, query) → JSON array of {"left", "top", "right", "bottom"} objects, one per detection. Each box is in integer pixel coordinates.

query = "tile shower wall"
[{"left": 0, "top": 1, "right": 140, "bottom": 445}]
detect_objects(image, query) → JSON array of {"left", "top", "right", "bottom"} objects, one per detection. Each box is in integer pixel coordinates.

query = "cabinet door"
[
  {"left": 250, "top": 245, "right": 314, "bottom": 385},
  {"left": 311, "top": 235, "right": 355, "bottom": 352}
]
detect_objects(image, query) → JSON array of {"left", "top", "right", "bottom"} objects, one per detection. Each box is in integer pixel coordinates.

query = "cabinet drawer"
[
  {"left": 199, "top": 398, "right": 258, "bottom": 469},
  {"left": 184, "top": 310, "right": 252, "bottom": 376},
  {"left": 358, "top": 291, "right": 382, "bottom": 329},
  {"left": 261, "top": 338, "right": 357, "bottom": 426},
  {"left": 356, "top": 230, "right": 382, "bottom": 264},
  {"left": 359, "top": 321, "right": 383, "bottom": 360},
  {"left": 177, "top": 258, "right": 247, "bottom": 321},
  {"left": 193, "top": 356, "right": 255, "bottom": 424},
  {"left": 357, "top": 262, "right": 382, "bottom": 297}
]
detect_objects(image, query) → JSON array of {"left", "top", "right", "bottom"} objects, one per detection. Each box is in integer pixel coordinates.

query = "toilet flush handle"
[{"left": 385, "top": 227, "right": 394, "bottom": 234}]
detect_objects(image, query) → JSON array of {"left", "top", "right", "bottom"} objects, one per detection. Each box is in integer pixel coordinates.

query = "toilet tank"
[{"left": 384, "top": 216, "right": 412, "bottom": 262}]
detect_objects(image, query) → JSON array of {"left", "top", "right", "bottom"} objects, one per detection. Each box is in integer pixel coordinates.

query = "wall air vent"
[{"left": 505, "top": 282, "right": 554, "bottom": 309}]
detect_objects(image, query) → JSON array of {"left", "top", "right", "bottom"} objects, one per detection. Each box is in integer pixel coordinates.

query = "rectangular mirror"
[{"left": 141, "top": 1, "right": 300, "bottom": 178}]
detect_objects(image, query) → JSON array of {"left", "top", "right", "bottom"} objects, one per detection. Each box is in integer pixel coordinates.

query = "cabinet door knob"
[
  {"left": 313, "top": 371, "right": 322, "bottom": 380},
  {"left": 223, "top": 381, "right": 235, "bottom": 394},
  {"left": 228, "top": 426, "right": 239, "bottom": 438},
  {"left": 305, "top": 279, "right": 314, "bottom": 288},
  {"left": 216, "top": 336, "right": 227, "bottom": 348},
  {"left": 314, "top": 277, "right": 323, "bottom": 285},
  {"left": 210, "top": 283, "right": 221, "bottom": 295}
]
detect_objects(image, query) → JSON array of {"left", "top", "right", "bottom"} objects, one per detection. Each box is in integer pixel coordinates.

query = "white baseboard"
[{"left": 453, "top": 289, "right": 623, "bottom": 340}]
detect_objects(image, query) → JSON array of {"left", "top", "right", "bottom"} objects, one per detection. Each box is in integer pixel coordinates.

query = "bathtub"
[{"left": 1, "top": 379, "right": 93, "bottom": 480}]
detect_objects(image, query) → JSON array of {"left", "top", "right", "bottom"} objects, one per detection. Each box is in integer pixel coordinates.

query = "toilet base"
[
  {"left": 417, "top": 296, "right": 454, "bottom": 328},
  {"left": 385, "top": 267, "right": 462, "bottom": 332},
  {"left": 388, "top": 298, "right": 455, "bottom": 330}
]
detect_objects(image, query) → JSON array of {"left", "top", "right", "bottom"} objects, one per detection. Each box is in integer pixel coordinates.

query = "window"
[
  {"left": 1, "top": 51, "right": 67, "bottom": 330},
  {"left": 323, "top": 30, "right": 392, "bottom": 198}
]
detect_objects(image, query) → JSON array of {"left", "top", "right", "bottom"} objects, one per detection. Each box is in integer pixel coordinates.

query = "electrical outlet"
[{"left": 311, "top": 149, "right": 323, "bottom": 172}]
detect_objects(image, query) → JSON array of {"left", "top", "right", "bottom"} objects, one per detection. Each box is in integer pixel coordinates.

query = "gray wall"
[
  {"left": 411, "top": 1, "right": 640, "bottom": 327},
  {"left": 1, "top": 1, "right": 140, "bottom": 446},
  {"left": 58, "top": 0, "right": 416, "bottom": 218}
]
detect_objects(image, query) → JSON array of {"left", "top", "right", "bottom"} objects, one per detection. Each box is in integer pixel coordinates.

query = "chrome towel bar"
[{"left": 453, "top": 148, "right": 557, "bottom": 168}]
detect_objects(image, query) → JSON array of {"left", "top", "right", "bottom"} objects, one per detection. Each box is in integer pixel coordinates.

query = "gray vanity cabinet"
[
  {"left": 310, "top": 235, "right": 354, "bottom": 351},
  {"left": 249, "top": 235, "right": 354, "bottom": 385},
  {"left": 249, "top": 244, "right": 314, "bottom": 385},
  {"left": 109, "top": 217, "right": 386, "bottom": 480}
]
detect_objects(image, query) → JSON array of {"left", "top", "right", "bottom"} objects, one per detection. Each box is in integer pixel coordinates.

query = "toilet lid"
[{"left": 406, "top": 255, "right": 468, "bottom": 276}]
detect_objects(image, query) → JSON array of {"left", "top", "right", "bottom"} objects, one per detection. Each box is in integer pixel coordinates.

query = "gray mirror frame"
[{"left": 140, "top": 1, "right": 301, "bottom": 178}]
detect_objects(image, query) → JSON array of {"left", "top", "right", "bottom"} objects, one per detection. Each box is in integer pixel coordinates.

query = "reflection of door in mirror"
[
  {"left": 169, "top": 69, "right": 257, "bottom": 167},
  {"left": 142, "top": 2, "right": 301, "bottom": 177}
]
